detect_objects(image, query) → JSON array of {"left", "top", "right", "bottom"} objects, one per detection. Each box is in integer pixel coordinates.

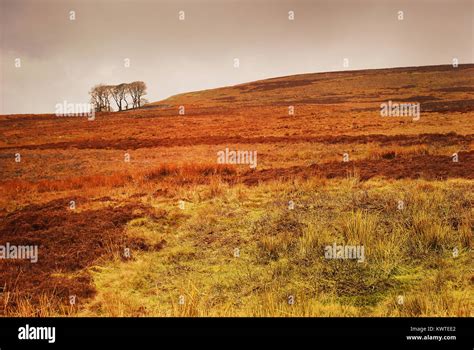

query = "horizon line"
[{"left": 2, "top": 62, "right": 473, "bottom": 116}]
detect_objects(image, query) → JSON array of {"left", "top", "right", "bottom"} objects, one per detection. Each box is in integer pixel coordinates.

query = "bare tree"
[
  {"left": 110, "top": 83, "right": 127, "bottom": 111},
  {"left": 129, "top": 81, "right": 147, "bottom": 108},
  {"left": 136, "top": 82, "right": 147, "bottom": 108},
  {"left": 123, "top": 83, "right": 130, "bottom": 110},
  {"left": 102, "top": 85, "right": 113, "bottom": 111},
  {"left": 91, "top": 84, "right": 112, "bottom": 112},
  {"left": 89, "top": 85, "right": 102, "bottom": 112}
]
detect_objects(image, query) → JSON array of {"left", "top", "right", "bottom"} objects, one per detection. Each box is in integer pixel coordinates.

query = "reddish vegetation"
[
  {"left": 240, "top": 151, "right": 474, "bottom": 185},
  {"left": 0, "top": 64, "right": 472, "bottom": 312},
  {"left": 3, "top": 132, "right": 473, "bottom": 151},
  {"left": 0, "top": 198, "right": 163, "bottom": 314},
  {"left": 1, "top": 163, "right": 237, "bottom": 195}
]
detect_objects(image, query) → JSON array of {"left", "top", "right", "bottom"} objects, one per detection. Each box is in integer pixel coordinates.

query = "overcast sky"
[{"left": 1, "top": 0, "right": 472, "bottom": 114}]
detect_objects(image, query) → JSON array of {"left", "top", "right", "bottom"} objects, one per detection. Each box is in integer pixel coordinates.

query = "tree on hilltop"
[{"left": 90, "top": 81, "right": 147, "bottom": 112}]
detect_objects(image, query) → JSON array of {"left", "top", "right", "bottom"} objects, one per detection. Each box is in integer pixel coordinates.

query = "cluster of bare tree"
[{"left": 90, "top": 81, "right": 147, "bottom": 112}]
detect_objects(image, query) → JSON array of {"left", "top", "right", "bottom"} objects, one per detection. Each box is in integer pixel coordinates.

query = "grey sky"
[{"left": 1, "top": 0, "right": 472, "bottom": 114}]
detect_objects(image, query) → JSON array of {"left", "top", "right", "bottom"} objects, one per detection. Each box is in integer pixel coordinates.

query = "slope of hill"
[{"left": 152, "top": 64, "right": 474, "bottom": 110}]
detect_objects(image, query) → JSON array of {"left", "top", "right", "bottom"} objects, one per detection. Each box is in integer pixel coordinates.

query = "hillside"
[{"left": 0, "top": 64, "right": 473, "bottom": 317}]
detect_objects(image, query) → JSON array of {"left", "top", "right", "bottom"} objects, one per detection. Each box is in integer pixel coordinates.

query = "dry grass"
[{"left": 63, "top": 178, "right": 473, "bottom": 317}]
